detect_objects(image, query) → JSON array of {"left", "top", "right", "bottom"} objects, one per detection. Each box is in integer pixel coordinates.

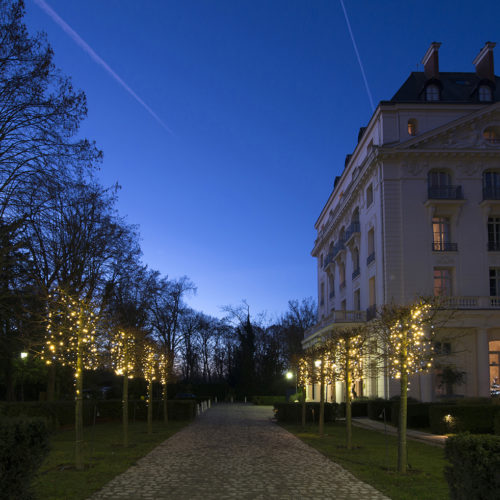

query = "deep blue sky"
[{"left": 24, "top": 0, "right": 500, "bottom": 319}]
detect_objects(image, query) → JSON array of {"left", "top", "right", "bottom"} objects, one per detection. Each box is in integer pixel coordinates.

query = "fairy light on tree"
[
  {"left": 325, "top": 326, "right": 367, "bottom": 450},
  {"left": 298, "top": 349, "right": 319, "bottom": 428},
  {"left": 158, "top": 352, "right": 169, "bottom": 424},
  {"left": 110, "top": 330, "right": 136, "bottom": 447},
  {"left": 41, "top": 288, "right": 99, "bottom": 470},
  {"left": 143, "top": 342, "right": 158, "bottom": 435},
  {"left": 376, "top": 299, "right": 436, "bottom": 473}
]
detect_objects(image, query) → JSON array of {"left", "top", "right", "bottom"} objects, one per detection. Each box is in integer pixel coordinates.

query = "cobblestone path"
[{"left": 90, "top": 404, "right": 389, "bottom": 499}]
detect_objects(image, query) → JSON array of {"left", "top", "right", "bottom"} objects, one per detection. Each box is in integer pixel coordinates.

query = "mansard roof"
[{"left": 389, "top": 72, "right": 500, "bottom": 103}]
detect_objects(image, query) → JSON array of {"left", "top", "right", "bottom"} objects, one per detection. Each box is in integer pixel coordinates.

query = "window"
[
  {"left": 434, "top": 268, "right": 452, "bottom": 296},
  {"left": 352, "top": 247, "right": 360, "bottom": 278},
  {"left": 428, "top": 170, "right": 451, "bottom": 188},
  {"left": 483, "top": 126, "right": 500, "bottom": 145},
  {"left": 432, "top": 217, "right": 453, "bottom": 251},
  {"left": 339, "top": 263, "right": 346, "bottom": 289},
  {"left": 366, "top": 184, "right": 373, "bottom": 207},
  {"left": 483, "top": 170, "right": 500, "bottom": 200},
  {"left": 354, "top": 289, "right": 360, "bottom": 310},
  {"left": 490, "top": 268, "right": 500, "bottom": 296},
  {"left": 407, "top": 119, "right": 418, "bottom": 136},
  {"left": 320, "top": 253, "right": 324, "bottom": 268},
  {"left": 428, "top": 170, "right": 460, "bottom": 199},
  {"left": 328, "top": 273, "right": 335, "bottom": 298},
  {"left": 425, "top": 84, "right": 440, "bottom": 101},
  {"left": 434, "top": 342, "right": 452, "bottom": 355},
  {"left": 320, "top": 282, "right": 325, "bottom": 306},
  {"left": 479, "top": 85, "right": 493, "bottom": 102},
  {"left": 367, "top": 228, "right": 375, "bottom": 264},
  {"left": 488, "top": 217, "right": 500, "bottom": 251}
]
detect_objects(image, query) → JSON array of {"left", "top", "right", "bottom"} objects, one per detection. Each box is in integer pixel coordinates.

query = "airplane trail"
[
  {"left": 34, "top": 0, "right": 174, "bottom": 136},
  {"left": 339, "top": 0, "right": 375, "bottom": 112}
]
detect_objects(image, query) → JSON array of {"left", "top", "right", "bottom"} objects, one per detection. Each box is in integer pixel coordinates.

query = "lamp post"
[{"left": 20, "top": 352, "right": 28, "bottom": 401}]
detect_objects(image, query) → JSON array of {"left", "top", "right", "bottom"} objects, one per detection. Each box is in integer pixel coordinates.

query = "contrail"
[
  {"left": 34, "top": 0, "right": 174, "bottom": 136},
  {"left": 339, "top": 0, "right": 375, "bottom": 112}
]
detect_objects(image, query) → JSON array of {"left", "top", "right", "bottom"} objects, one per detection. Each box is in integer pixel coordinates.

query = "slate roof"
[{"left": 389, "top": 72, "right": 500, "bottom": 103}]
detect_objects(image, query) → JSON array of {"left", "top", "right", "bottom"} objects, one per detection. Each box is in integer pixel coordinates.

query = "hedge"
[
  {"left": 367, "top": 399, "right": 392, "bottom": 422},
  {"left": 0, "top": 399, "right": 198, "bottom": 428},
  {"left": 389, "top": 402, "right": 432, "bottom": 428},
  {"left": 274, "top": 402, "right": 338, "bottom": 423},
  {"left": 252, "top": 396, "right": 286, "bottom": 406},
  {"left": 445, "top": 433, "right": 500, "bottom": 499},
  {"left": 429, "top": 404, "right": 500, "bottom": 434},
  {"left": 0, "top": 417, "right": 50, "bottom": 500},
  {"left": 338, "top": 400, "right": 369, "bottom": 418}
]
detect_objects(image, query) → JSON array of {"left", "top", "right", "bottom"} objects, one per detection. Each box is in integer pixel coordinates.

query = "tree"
[
  {"left": 0, "top": 0, "right": 101, "bottom": 220},
  {"left": 325, "top": 326, "right": 367, "bottom": 450},
  {"left": 297, "top": 349, "right": 319, "bottom": 429},
  {"left": 374, "top": 299, "right": 436, "bottom": 473},
  {"left": 41, "top": 288, "right": 99, "bottom": 470},
  {"left": 149, "top": 276, "right": 196, "bottom": 421},
  {"left": 142, "top": 341, "right": 158, "bottom": 435}
]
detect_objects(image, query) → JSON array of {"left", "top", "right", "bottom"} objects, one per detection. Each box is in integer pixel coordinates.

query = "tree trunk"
[
  {"left": 75, "top": 329, "right": 84, "bottom": 471},
  {"left": 319, "top": 358, "right": 325, "bottom": 437},
  {"left": 122, "top": 373, "right": 128, "bottom": 447},
  {"left": 301, "top": 385, "right": 306, "bottom": 429},
  {"left": 345, "top": 343, "right": 352, "bottom": 450},
  {"left": 398, "top": 369, "right": 408, "bottom": 473},
  {"left": 162, "top": 382, "right": 168, "bottom": 424},
  {"left": 147, "top": 380, "right": 153, "bottom": 435}
]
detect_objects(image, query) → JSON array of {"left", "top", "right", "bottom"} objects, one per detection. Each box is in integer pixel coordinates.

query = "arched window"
[
  {"left": 479, "top": 85, "right": 493, "bottom": 102},
  {"left": 425, "top": 84, "right": 440, "bottom": 101},
  {"left": 407, "top": 118, "right": 418, "bottom": 136}
]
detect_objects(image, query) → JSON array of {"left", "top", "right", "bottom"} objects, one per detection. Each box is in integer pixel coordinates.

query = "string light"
[{"left": 110, "top": 330, "right": 135, "bottom": 379}]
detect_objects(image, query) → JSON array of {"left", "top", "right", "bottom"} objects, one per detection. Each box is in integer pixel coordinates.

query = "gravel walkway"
[{"left": 89, "top": 404, "right": 389, "bottom": 499}]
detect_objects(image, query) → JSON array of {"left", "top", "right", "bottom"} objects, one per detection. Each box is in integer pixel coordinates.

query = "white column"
[
  {"left": 419, "top": 373, "right": 433, "bottom": 402},
  {"left": 476, "top": 328, "right": 490, "bottom": 397}
]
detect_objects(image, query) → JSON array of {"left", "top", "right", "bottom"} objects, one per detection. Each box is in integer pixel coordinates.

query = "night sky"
[{"left": 24, "top": 0, "right": 500, "bottom": 319}]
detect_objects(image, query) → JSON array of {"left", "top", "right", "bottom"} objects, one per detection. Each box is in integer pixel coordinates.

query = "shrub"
[
  {"left": 0, "top": 417, "right": 50, "bottom": 499},
  {"left": 338, "top": 400, "right": 369, "bottom": 418},
  {"left": 367, "top": 399, "right": 392, "bottom": 422},
  {"left": 274, "top": 402, "right": 338, "bottom": 423},
  {"left": 390, "top": 402, "right": 432, "bottom": 428},
  {"left": 252, "top": 396, "right": 286, "bottom": 406},
  {"left": 444, "top": 433, "right": 500, "bottom": 499},
  {"left": 429, "top": 405, "right": 500, "bottom": 434}
]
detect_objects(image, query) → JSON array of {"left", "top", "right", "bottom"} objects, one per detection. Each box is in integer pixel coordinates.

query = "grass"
[
  {"left": 281, "top": 421, "right": 449, "bottom": 500},
  {"left": 34, "top": 420, "right": 189, "bottom": 500}
]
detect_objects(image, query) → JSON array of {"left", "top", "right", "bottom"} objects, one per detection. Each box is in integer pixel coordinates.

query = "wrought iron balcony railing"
[
  {"left": 432, "top": 241, "right": 458, "bottom": 252},
  {"left": 427, "top": 185, "right": 463, "bottom": 200},
  {"left": 483, "top": 186, "right": 500, "bottom": 200}
]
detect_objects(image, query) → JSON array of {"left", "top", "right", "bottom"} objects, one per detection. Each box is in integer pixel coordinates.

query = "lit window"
[
  {"left": 432, "top": 217, "right": 451, "bottom": 251},
  {"left": 407, "top": 119, "right": 418, "bottom": 136},
  {"left": 434, "top": 268, "right": 452, "bottom": 296},
  {"left": 426, "top": 84, "right": 440, "bottom": 101},
  {"left": 483, "top": 126, "right": 500, "bottom": 144},
  {"left": 479, "top": 85, "right": 493, "bottom": 102}
]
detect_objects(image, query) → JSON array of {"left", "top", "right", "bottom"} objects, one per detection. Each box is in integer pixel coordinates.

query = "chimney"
[
  {"left": 421, "top": 42, "right": 442, "bottom": 79},
  {"left": 473, "top": 42, "right": 496, "bottom": 81}
]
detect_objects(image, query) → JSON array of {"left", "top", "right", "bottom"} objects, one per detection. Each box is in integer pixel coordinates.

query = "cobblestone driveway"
[{"left": 90, "top": 404, "right": 388, "bottom": 499}]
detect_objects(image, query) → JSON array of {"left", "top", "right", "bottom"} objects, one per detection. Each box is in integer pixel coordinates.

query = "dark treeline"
[{"left": 0, "top": 1, "right": 316, "bottom": 403}]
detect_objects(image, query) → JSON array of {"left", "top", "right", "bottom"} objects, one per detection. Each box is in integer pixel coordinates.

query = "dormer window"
[
  {"left": 483, "top": 126, "right": 500, "bottom": 145},
  {"left": 425, "top": 83, "right": 440, "bottom": 101},
  {"left": 479, "top": 85, "right": 493, "bottom": 102},
  {"left": 407, "top": 119, "right": 418, "bottom": 136}
]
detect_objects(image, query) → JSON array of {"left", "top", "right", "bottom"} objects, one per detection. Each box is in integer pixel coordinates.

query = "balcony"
[
  {"left": 352, "top": 267, "right": 360, "bottom": 280},
  {"left": 323, "top": 251, "right": 335, "bottom": 270},
  {"left": 439, "top": 296, "right": 500, "bottom": 309},
  {"left": 488, "top": 241, "right": 500, "bottom": 251},
  {"left": 329, "top": 291, "right": 335, "bottom": 299},
  {"left": 345, "top": 221, "right": 360, "bottom": 245},
  {"left": 367, "top": 251, "right": 375, "bottom": 265},
  {"left": 304, "top": 309, "right": 368, "bottom": 341},
  {"left": 427, "top": 185, "right": 463, "bottom": 200},
  {"left": 483, "top": 186, "right": 500, "bottom": 200},
  {"left": 432, "top": 241, "right": 458, "bottom": 252},
  {"left": 333, "top": 240, "right": 346, "bottom": 260}
]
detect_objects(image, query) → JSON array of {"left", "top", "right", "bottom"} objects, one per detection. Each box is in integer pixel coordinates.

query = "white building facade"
[{"left": 304, "top": 42, "right": 500, "bottom": 403}]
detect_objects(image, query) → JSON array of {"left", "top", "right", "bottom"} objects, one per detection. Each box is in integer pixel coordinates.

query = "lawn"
[
  {"left": 34, "top": 420, "right": 189, "bottom": 500},
  {"left": 281, "top": 422, "right": 449, "bottom": 500}
]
